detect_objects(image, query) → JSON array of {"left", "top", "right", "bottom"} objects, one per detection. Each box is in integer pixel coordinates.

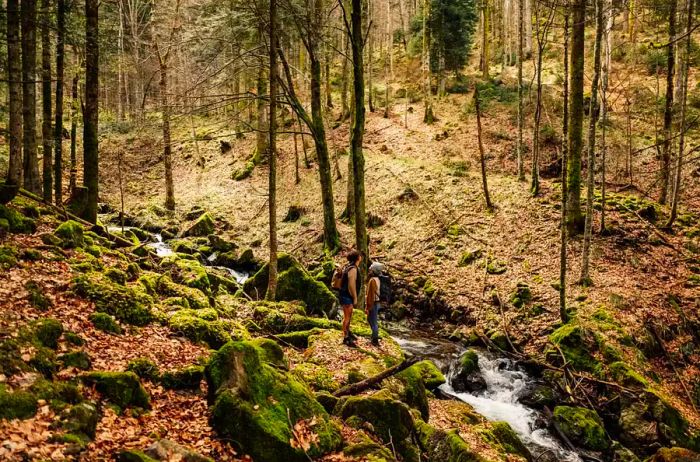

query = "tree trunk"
[
  {"left": 69, "top": 72, "right": 78, "bottom": 195},
  {"left": 659, "top": 0, "right": 676, "bottom": 205},
  {"left": 41, "top": 0, "right": 53, "bottom": 203},
  {"left": 566, "top": 0, "right": 585, "bottom": 233},
  {"left": 368, "top": 0, "right": 375, "bottom": 113},
  {"left": 83, "top": 0, "right": 99, "bottom": 224},
  {"left": 524, "top": 0, "right": 532, "bottom": 55},
  {"left": 580, "top": 0, "right": 603, "bottom": 285},
  {"left": 118, "top": 0, "right": 126, "bottom": 122},
  {"left": 325, "top": 46, "right": 333, "bottom": 109},
  {"left": 516, "top": 0, "right": 524, "bottom": 181},
  {"left": 559, "top": 9, "right": 570, "bottom": 324},
  {"left": 666, "top": 0, "right": 693, "bottom": 228},
  {"left": 482, "top": 0, "right": 491, "bottom": 79},
  {"left": 474, "top": 87, "right": 493, "bottom": 210},
  {"left": 266, "top": 0, "right": 278, "bottom": 301},
  {"left": 22, "top": 0, "right": 42, "bottom": 196},
  {"left": 350, "top": 0, "right": 369, "bottom": 286},
  {"left": 5, "top": 0, "right": 22, "bottom": 195},
  {"left": 54, "top": 0, "right": 66, "bottom": 204},
  {"left": 340, "top": 36, "right": 350, "bottom": 121},
  {"left": 422, "top": 0, "right": 434, "bottom": 124},
  {"left": 157, "top": 54, "right": 175, "bottom": 211},
  {"left": 600, "top": 0, "right": 613, "bottom": 233}
]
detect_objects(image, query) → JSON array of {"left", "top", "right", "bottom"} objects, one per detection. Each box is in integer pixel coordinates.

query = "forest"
[{"left": 0, "top": 0, "right": 699, "bottom": 460}]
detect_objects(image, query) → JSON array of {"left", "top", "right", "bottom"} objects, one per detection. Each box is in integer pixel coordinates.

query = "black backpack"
[{"left": 378, "top": 272, "right": 392, "bottom": 304}]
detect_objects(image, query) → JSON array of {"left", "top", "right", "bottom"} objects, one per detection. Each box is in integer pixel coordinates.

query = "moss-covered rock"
[
  {"left": 168, "top": 310, "right": 246, "bottom": 349},
  {"left": 509, "top": 283, "right": 532, "bottom": 308},
  {"left": 548, "top": 323, "right": 602, "bottom": 374},
  {"left": 34, "top": 318, "right": 64, "bottom": 349},
  {"left": 275, "top": 328, "right": 326, "bottom": 348},
  {"left": 183, "top": 213, "right": 215, "bottom": 237},
  {"left": 160, "top": 366, "right": 204, "bottom": 390},
  {"left": 0, "top": 204, "right": 37, "bottom": 234},
  {"left": 74, "top": 272, "right": 153, "bottom": 326},
  {"left": 105, "top": 267, "right": 128, "bottom": 285},
  {"left": 414, "top": 417, "right": 486, "bottom": 462},
  {"left": 26, "top": 281, "right": 51, "bottom": 311},
  {"left": 139, "top": 272, "right": 209, "bottom": 309},
  {"left": 338, "top": 390, "right": 414, "bottom": 444},
  {"left": 0, "top": 244, "right": 18, "bottom": 269},
  {"left": 166, "top": 257, "right": 211, "bottom": 293},
  {"left": 553, "top": 406, "right": 609, "bottom": 451},
  {"left": 648, "top": 447, "right": 700, "bottom": 462},
  {"left": 61, "top": 402, "right": 99, "bottom": 438},
  {"left": 458, "top": 249, "right": 482, "bottom": 267},
  {"left": 207, "top": 340, "right": 341, "bottom": 461},
  {"left": 488, "top": 421, "right": 531, "bottom": 459},
  {"left": 55, "top": 220, "right": 85, "bottom": 248},
  {"left": 81, "top": 371, "right": 150, "bottom": 410},
  {"left": 409, "top": 360, "right": 446, "bottom": 389},
  {"left": 90, "top": 312, "right": 123, "bottom": 334},
  {"left": 65, "top": 332, "right": 86, "bottom": 346},
  {"left": 117, "top": 450, "right": 159, "bottom": 462},
  {"left": 144, "top": 439, "right": 214, "bottom": 462},
  {"left": 59, "top": 351, "right": 92, "bottom": 370},
  {"left": 452, "top": 350, "right": 486, "bottom": 393},
  {"left": 0, "top": 384, "right": 38, "bottom": 420},
  {"left": 126, "top": 358, "right": 160, "bottom": 381},
  {"left": 30, "top": 346, "right": 58, "bottom": 377},
  {"left": 252, "top": 305, "right": 341, "bottom": 334},
  {"left": 609, "top": 362, "right": 648, "bottom": 388}
]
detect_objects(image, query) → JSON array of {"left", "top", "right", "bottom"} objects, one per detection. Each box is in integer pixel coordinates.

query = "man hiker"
[
  {"left": 366, "top": 261, "right": 385, "bottom": 346},
  {"left": 338, "top": 250, "right": 361, "bottom": 346}
]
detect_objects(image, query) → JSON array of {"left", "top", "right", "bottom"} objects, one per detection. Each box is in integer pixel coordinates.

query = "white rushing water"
[
  {"left": 441, "top": 353, "right": 582, "bottom": 462},
  {"left": 147, "top": 233, "right": 175, "bottom": 257}
]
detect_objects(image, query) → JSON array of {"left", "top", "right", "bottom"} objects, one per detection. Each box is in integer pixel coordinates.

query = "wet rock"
[
  {"left": 519, "top": 383, "right": 560, "bottom": 409},
  {"left": 182, "top": 213, "right": 215, "bottom": 237},
  {"left": 451, "top": 350, "right": 486, "bottom": 393},
  {"left": 553, "top": 406, "right": 609, "bottom": 451}
]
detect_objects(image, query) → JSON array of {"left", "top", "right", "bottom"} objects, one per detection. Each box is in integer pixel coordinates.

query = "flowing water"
[{"left": 392, "top": 329, "right": 582, "bottom": 462}]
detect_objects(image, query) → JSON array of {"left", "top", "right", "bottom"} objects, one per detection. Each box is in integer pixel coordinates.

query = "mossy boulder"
[
  {"left": 144, "top": 439, "right": 214, "bottom": 462},
  {"left": 509, "top": 283, "right": 532, "bottom": 308},
  {"left": 61, "top": 402, "right": 100, "bottom": 438},
  {"left": 139, "top": 272, "right": 209, "bottom": 309},
  {"left": 207, "top": 340, "right": 341, "bottom": 461},
  {"left": 409, "top": 360, "right": 446, "bottom": 389},
  {"left": 458, "top": 249, "right": 482, "bottom": 267},
  {"left": 168, "top": 310, "right": 246, "bottom": 349},
  {"left": 0, "top": 204, "right": 37, "bottom": 234},
  {"left": 553, "top": 406, "right": 609, "bottom": 451},
  {"left": 275, "top": 328, "right": 326, "bottom": 348},
  {"left": 648, "top": 447, "right": 700, "bottom": 462},
  {"left": 0, "top": 385, "right": 38, "bottom": 420},
  {"left": 452, "top": 349, "right": 486, "bottom": 393},
  {"left": 343, "top": 431, "right": 397, "bottom": 461},
  {"left": 34, "top": 318, "right": 64, "bottom": 349},
  {"left": 74, "top": 272, "right": 153, "bottom": 326},
  {"left": 548, "top": 323, "right": 602, "bottom": 374},
  {"left": 55, "top": 220, "right": 85, "bottom": 248},
  {"left": 26, "top": 281, "right": 51, "bottom": 311},
  {"left": 252, "top": 305, "right": 340, "bottom": 334},
  {"left": 208, "top": 234, "right": 237, "bottom": 252},
  {"left": 488, "top": 421, "right": 531, "bottom": 460},
  {"left": 90, "top": 312, "right": 123, "bottom": 334},
  {"left": 183, "top": 213, "right": 215, "bottom": 237},
  {"left": 81, "top": 371, "right": 150, "bottom": 410},
  {"left": 338, "top": 390, "right": 414, "bottom": 444},
  {"left": 0, "top": 245, "right": 18, "bottom": 269},
  {"left": 160, "top": 366, "right": 204, "bottom": 390},
  {"left": 30, "top": 346, "right": 58, "bottom": 377},
  {"left": 117, "top": 450, "right": 158, "bottom": 462},
  {"left": 105, "top": 267, "right": 128, "bottom": 285},
  {"left": 393, "top": 363, "right": 431, "bottom": 420},
  {"left": 59, "top": 351, "right": 92, "bottom": 370},
  {"left": 609, "top": 361, "right": 648, "bottom": 388},
  {"left": 126, "top": 358, "right": 160, "bottom": 381},
  {"left": 415, "top": 418, "right": 486, "bottom": 462},
  {"left": 170, "top": 258, "right": 210, "bottom": 292}
]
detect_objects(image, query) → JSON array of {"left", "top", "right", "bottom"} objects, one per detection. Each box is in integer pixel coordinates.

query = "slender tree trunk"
[
  {"left": 368, "top": 0, "right": 375, "bottom": 113},
  {"left": 600, "top": 0, "right": 613, "bottom": 232},
  {"left": 267, "top": 0, "right": 278, "bottom": 300},
  {"left": 559, "top": 9, "right": 570, "bottom": 323},
  {"left": 516, "top": 0, "right": 524, "bottom": 181},
  {"left": 343, "top": 150, "right": 355, "bottom": 223},
  {"left": 350, "top": 0, "right": 369, "bottom": 286},
  {"left": 580, "top": 0, "right": 603, "bottom": 285},
  {"left": 5, "top": 0, "right": 23, "bottom": 195},
  {"left": 659, "top": 0, "right": 676, "bottom": 205},
  {"left": 524, "top": 0, "right": 532, "bottom": 55},
  {"left": 157, "top": 52, "right": 175, "bottom": 211},
  {"left": 341, "top": 36, "right": 350, "bottom": 121},
  {"left": 41, "top": 0, "right": 53, "bottom": 203},
  {"left": 666, "top": 0, "right": 693, "bottom": 228},
  {"left": 69, "top": 72, "right": 78, "bottom": 195},
  {"left": 422, "top": 0, "right": 434, "bottom": 123},
  {"left": 54, "top": 0, "right": 66, "bottom": 204},
  {"left": 482, "top": 0, "right": 491, "bottom": 79},
  {"left": 566, "top": 0, "right": 585, "bottom": 233},
  {"left": 83, "top": 0, "right": 99, "bottom": 224},
  {"left": 474, "top": 87, "right": 493, "bottom": 210},
  {"left": 22, "top": 0, "right": 42, "bottom": 196},
  {"left": 118, "top": 0, "right": 126, "bottom": 122},
  {"left": 325, "top": 46, "right": 333, "bottom": 109}
]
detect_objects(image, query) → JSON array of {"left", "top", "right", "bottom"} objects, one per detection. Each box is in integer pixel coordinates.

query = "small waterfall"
[{"left": 147, "top": 233, "right": 175, "bottom": 257}]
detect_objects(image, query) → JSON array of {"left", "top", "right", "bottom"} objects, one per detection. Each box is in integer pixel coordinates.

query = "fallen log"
[{"left": 333, "top": 356, "right": 421, "bottom": 397}]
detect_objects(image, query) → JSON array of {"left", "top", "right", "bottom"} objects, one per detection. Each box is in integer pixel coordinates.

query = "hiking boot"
[
  {"left": 371, "top": 338, "right": 380, "bottom": 346},
  {"left": 348, "top": 331, "right": 358, "bottom": 341}
]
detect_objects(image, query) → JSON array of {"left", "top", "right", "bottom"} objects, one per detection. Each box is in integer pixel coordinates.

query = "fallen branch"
[{"left": 333, "top": 356, "right": 421, "bottom": 397}]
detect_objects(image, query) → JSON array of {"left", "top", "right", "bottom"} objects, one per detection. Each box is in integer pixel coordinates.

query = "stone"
[
  {"left": 55, "top": 220, "right": 85, "bottom": 248},
  {"left": 183, "top": 213, "right": 215, "bottom": 237},
  {"left": 553, "top": 406, "right": 609, "bottom": 451},
  {"left": 451, "top": 350, "right": 486, "bottom": 393},
  {"left": 81, "top": 371, "right": 150, "bottom": 410},
  {"left": 145, "top": 439, "right": 213, "bottom": 462}
]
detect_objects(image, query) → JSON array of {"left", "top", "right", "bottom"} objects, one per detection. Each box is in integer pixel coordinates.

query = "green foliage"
[
  {"left": 81, "top": 371, "right": 150, "bottom": 410},
  {"left": 90, "top": 312, "right": 123, "bottom": 334}
]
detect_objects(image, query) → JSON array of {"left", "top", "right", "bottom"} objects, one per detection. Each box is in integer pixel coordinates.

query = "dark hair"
[{"left": 346, "top": 250, "right": 361, "bottom": 263}]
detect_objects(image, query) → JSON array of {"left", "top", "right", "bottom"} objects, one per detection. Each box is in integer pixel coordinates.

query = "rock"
[
  {"left": 40, "top": 232, "right": 62, "bottom": 246},
  {"left": 105, "top": 267, "right": 128, "bottom": 285},
  {"left": 145, "top": 439, "right": 213, "bottom": 462},
  {"left": 89, "top": 312, "right": 122, "bottom": 334},
  {"left": 283, "top": 205, "right": 305, "bottom": 222},
  {"left": 343, "top": 431, "right": 397, "bottom": 461},
  {"left": 73, "top": 272, "right": 153, "bottom": 326},
  {"left": 170, "top": 258, "right": 210, "bottom": 292},
  {"left": 207, "top": 340, "right": 341, "bottom": 461},
  {"left": 414, "top": 418, "right": 483, "bottom": 462},
  {"left": 59, "top": 351, "right": 92, "bottom": 370},
  {"left": 138, "top": 272, "right": 209, "bottom": 309},
  {"left": 610, "top": 441, "right": 641, "bottom": 462},
  {"left": 81, "top": 372, "right": 150, "bottom": 410},
  {"left": 126, "top": 358, "right": 160, "bottom": 381},
  {"left": 34, "top": 318, "right": 64, "bottom": 349},
  {"left": 168, "top": 309, "right": 247, "bottom": 349},
  {"left": 183, "top": 213, "right": 215, "bottom": 237},
  {"left": 519, "top": 384, "right": 559, "bottom": 408},
  {"left": 489, "top": 421, "right": 532, "bottom": 460},
  {"left": 184, "top": 206, "right": 206, "bottom": 221},
  {"left": 648, "top": 447, "right": 700, "bottom": 462},
  {"left": 0, "top": 384, "right": 38, "bottom": 420},
  {"left": 553, "top": 406, "right": 609, "bottom": 451},
  {"left": 406, "top": 360, "right": 446, "bottom": 390},
  {"left": 609, "top": 361, "right": 648, "bottom": 388},
  {"left": 160, "top": 366, "right": 205, "bottom": 390},
  {"left": 315, "top": 391, "right": 339, "bottom": 414},
  {"left": 458, "top": 249, "right": 482, "bottom": 267},
  {"left": 509, "top": 282, "right": 532, "bottom": 308},
  {"left": 55, "top": 220, "right": 85, "bottom": 248},
  {"left": 207, "top": 234, "right": 237, "bottom": 252},
  {"left": 451, "top": 350, "right": 486, "bottom": 393},
  {"left": 397, "top": 187, "right": 419, "bottom": 202},
  {"left": 61, "top": 402, "right": 99, "bottom": 438},
  {"left": 0, "top": 204, "right": 36, "bottom": 234},
  {"left": 338, "top": 390, "right": 414, "bottom": 444},
  {"left": 219, "top": 140, "right": 232, "bottom": 154},
  {"left": 117, "top": 450, "right": 158, "bottom": 462},
  {"left": 548, "top": 323, "right": 601, "bottom": 374}
]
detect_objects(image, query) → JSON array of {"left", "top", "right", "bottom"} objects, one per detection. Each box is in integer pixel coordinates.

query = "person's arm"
[
  {"left": 348, "top": 267, "right": 358, "bottom": 306},
  {"left": 366, "top": 278, "right": 377, "bottom": 312}
]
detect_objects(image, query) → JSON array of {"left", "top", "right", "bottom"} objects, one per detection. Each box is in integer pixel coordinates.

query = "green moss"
[
  {"left": 484, "top": 257, "right": 507, "bottom": 275},
  {"left": 117, "top": 450, "right": 159, "bottom": 462},
  {"left": 233, "top": 161, "right": 255, "bottom": 181},
  {"left": 275, "top": 328, "right": 326, "bottom": 348},
  {"left": 509, "top": 283, "right": 532, "bottom": 308},
  {"left": 90, "top": 312, "right": 123, "bottom": 334},
  {"left": 65, "top": 332, "right": 85, "bottom": 346},
  {"left": 81, "top": 371, "right": 150, "bottom": 410},
  {"left": 171, "top": 258, "right": 210, "bottom": 292},
  {"left": 553, "top": 406, "right": 609, "bottom": 451},
  {"left": 183, "top": 213, "right": 215, "bottom": 237},
  {"left": 243, "top": 253, "right": 300, "bottom": 299},
  {"left": 395, "top": 364, "right": 430, "bottom": 420},
  {"left": 30, "top": 379, "right": 81, "bottom": 408},
  {"left": 0, "top": 204, "right": 36, "bottom": 234},
  {"left": 293, "top": 363, "right": 340, "bottom": 393},
  {"left": 105, "top": 268, "right": 128, "bottom": 285},
  {"left": 0, "top": 384, "right": 38, "bottom": 420},
  {"left": 54, "top": 220, "right": 85, "bottom": 248},
  {"left": 423, "top": 279, "right": 437, "bottom": 297},
  {"left": 649, "top": 447, "right": 700, "bottom": 461},
  {"left": 160, "top": 365, "right": 204, "bottom": 390},
  {"left": 489, "top": 421, "right": 531, "bottom": 459},
  {"left": 59, "top": 351, "right": 92, "bottom": 370},
  {"left": 415, "top": 418, "right": 487, "bottom": 462},
  {"left": 609, "top": 362, "right": 648, "bottom": 388},
  {"left": 409, "top": 360, "right": 446, "bottom": 389},
  {"left": 139, "top": 272, "right": 209, "bottom": 309},
  {"left": 343, "top": 431, "right": 395, "bottom": 460},
  {"left": 34, "top": 318, "right": 64, "bottom": 349},
  {"left": 458, "top": 249, "right": 482, "bottom": 267},
  {"left": 30, "top": 347, "right": 57, "bottom": 377},
  {"left": 126, "top": 358, "right": 160, "bottom": 381},
  {"left": 168, "top": 310, "right": 246, "bottom": 349},
  {"left": 549, "top": 323, "right": 602, "bottom": 374},
  {"left": 276, "top": 265, "right": 337, "bottom": 316},
  {"left": 0, "top": 245, "right": 18, "bottom": 269},
  {"left": 21, "top": 248, "right": 42, "bottom": 261},
  {"left": 460, "top": 350, "right": 479, "bottom": 374},
  {"left": 207, "top": 341, "right": 341, "bottom": 461},
  {"left": 26, "top": 281, "right": 51, "bottom": 311},
  {"left": 61, "top": 402, "right": 99, "bottom": 438},
  {"left": 74, "top": 272, "right": 153, "bottom": 326},
  {"left": 339, "top": 391, "right": 414, "bottom": 443},
  {"left": 0, "top": 339, "right": 29, "bottom": 376}
]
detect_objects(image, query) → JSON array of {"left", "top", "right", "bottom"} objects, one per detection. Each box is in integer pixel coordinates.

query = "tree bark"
[
  {"left": 566, "top": 0, "right": 585, "bottom": 233},
  {"left": 266, "top": 0, "right": 278, "bottom": 301},
  {"left": 481, "top": 0, "right": 491, "bottom": 79},
  {"left": 475, "top": 86, "right": 493, "bottom": 210},
  {"left": 69, "top": 71, "right": 79, "bottom": 195},
  {"left": 5, "top": 0, "right": 23, "bottom": 194},
  {"left": 54, "top": 0, "right": 66, "bottom": 204},
  {"left": 422, "top": 0, "right": 434, "bottom": 124},
  {"left": 41, "top": 0, "right": 53, "bottom": 203},
  {"left": 559, "top": 9, "right": 570, "bottom": 324},
  {"left": 256, "top": 59, "right": 268, "bottom": 163},
  {"left": 580, "top": 0, "right": 603, "bottom": 285},
  {"left": 516, "top": 0, "right": 524, "bottom": 181},
  {"left": 659, "top": 0, "right": 676, "bottom": 205},
  {"left": 83, "top": 0, "right": 99, "bottom": 224},
  {"left": 156, "top": 48, "right": 175, "bottom": 211},
  {"left": 22, "top": 0, "right": 42, "bottom": 196},
  {"left": 600, "top": 0, "right": 613, "bottom": 233}
]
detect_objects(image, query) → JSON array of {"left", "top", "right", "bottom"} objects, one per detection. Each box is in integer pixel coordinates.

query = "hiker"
[
  {"left": 335, "top": 250, "right": 362, "bottom": 346},
  {"left": 366, "top": 262, "right": 385, "bottom": 346}
]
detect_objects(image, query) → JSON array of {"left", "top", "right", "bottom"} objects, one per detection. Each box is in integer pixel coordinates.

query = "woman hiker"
[
  {"left": 365, "top": 262, "right": 384, "bottom": 346},
  {"left": 338, "top": 250, "right": 362, "bottom": 346}
]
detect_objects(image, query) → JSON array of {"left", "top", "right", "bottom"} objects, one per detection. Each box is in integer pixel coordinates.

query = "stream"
[{"left": 391, "top": 326, "right": 582, "bottom": 462}]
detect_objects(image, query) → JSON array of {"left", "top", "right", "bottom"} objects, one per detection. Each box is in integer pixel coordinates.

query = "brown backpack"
[{"left": 331, "top": 266, "right": 344, "bottom": 290}]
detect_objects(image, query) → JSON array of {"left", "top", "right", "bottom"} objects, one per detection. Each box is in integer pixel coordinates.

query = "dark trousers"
[{"left": 368, "top": 302, "right": 380, "bottom": 341}]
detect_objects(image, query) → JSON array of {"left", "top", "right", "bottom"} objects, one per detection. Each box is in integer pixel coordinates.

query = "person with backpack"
[
  {"left": 365, "top": 262, "right": 385, "bottom": 346},
  {"left": 333, "top": 250, "right": 362, "bottom": 346}
]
